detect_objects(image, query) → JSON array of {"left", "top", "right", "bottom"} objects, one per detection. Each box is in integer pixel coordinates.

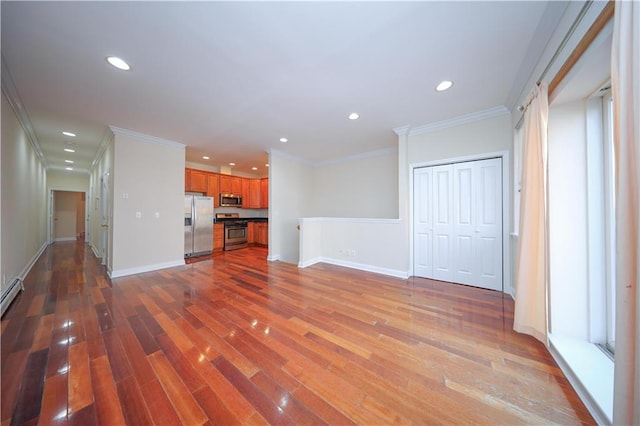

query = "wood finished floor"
[{"left": 1, "top": 241, "right": 594, "bottom": 425}]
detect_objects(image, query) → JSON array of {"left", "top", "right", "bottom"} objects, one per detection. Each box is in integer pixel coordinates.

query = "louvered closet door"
[{"left": 413, "top": 158, "right": 502, "bottom": 291}]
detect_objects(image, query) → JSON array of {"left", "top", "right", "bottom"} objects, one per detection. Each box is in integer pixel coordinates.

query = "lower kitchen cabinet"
[
  {"left": 255, "top": 222, "right": 268, "bottom": 246},
  {"left": 213, "top": 223, "right": 224, "bottom": 252},
  {"left": 247, "top": 221, "right": 267, "bottom": 247}
]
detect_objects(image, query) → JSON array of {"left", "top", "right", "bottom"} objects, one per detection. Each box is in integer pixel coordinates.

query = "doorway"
[
  {"left": 51, "top": 190, "right": 86, "bottom": 242},
  {"left": 413, "top": 157, "right": 504, "bottom": 291}
]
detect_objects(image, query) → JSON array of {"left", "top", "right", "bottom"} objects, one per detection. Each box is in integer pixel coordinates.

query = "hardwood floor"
[{"left": 1, "top": 241, "right": 594, "bottom": 425}]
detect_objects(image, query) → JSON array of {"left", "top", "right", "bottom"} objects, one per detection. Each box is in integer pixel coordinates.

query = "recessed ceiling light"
[
  {"left": 435, "top": 80, "right": 453, "bottom": 92},
  {"left": 279, "top": 138, "right": 288, "bottom": 143},
  {"left": 251, "top": 167, "right": 258, "bottom": 171},
  {"left": 229, "top": 162, "right": 235, "bottom": 166},
  {"left": 107, "top": 56, "right": 130, "bottom": 71},
  {"left": 62, "top": 131, "right": 76, "bottom": 137},
  {"left": 65, "top": 167, "right": 73, "bottom": 171},
  {"left": 348, "top": 113, "right": 359, "bottom": 120},
  {"left": 202, "top": 156, "right": 210, "bottom": 160},
  {"left": 65, "top": 160, "right": 74, "bottom": 164},
  {"left": 64, "top": 148, "right": 75, "bottom": 153}
]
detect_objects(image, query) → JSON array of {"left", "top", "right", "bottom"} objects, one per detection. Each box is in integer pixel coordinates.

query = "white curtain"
[
  {"left": 513, "top": 83, "right": 549, "bottom": 345},
  {"left": 612, "top": 1, "right": 640, "bottom": 424}
]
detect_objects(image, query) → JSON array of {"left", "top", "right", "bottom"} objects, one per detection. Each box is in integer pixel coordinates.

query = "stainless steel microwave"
[{"left": 220, "top": 193, "right": 242, "bottom": 207}]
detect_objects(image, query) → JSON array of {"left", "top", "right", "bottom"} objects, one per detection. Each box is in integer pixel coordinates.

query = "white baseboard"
[
  {"left": 267, "top": 254, "right": 280, "bottom": 262},
  {"left": 1, "top": 241, "right": 48, "bottom": 316},
  {"left": 109, "top": 259, "right": 185, "bottom": 279},
  {"left": 53, "top": 237, "right": 77, "bottom": 242},
  {"left": 90, "top": 243, "right": 101, "bottom": 259},
  {"left": 299, "top": 256, "right": 409, "bottom": 279}
]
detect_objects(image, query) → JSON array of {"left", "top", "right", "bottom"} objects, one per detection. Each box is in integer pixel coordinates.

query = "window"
[{"left": 601, "top": 88, "right": 616, "bottom": 353}]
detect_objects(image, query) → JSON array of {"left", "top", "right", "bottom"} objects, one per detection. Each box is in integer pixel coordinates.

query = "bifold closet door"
[{"left": 413, "top": 158, "right": 502, "bottom": 291}]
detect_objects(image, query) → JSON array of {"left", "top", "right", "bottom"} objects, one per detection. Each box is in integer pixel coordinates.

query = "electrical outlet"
[{"left": 135, "top": 211, "right": 142, "bottom": 219}]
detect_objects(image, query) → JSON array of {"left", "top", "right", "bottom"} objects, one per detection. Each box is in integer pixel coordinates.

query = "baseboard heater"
[{"left": 1, "top": 277, "right": 24, "bottom": 317}]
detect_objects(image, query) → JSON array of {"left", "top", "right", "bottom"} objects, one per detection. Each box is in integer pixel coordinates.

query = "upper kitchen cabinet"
[
  {"left": 241, "top": 178, "right": 251, "bottom": 207},
  {"left": 206, "top": 174, "right": 220, "bottom": 207},
  {"left": 260, "top": 178, "right": 268, "bottom": 208},
  {"left": 219, "top": 175, "right": 242, "bottom": 195},
  {"left": 185, "top": 168, "right": 208, "bottom": 193},
  {"left": 249, "top": 179, "right": 261, "bottom": 209}
]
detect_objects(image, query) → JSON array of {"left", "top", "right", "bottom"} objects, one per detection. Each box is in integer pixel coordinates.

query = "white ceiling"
[{"left": 1, "top": 1, "right": 567, "bottom": 176}]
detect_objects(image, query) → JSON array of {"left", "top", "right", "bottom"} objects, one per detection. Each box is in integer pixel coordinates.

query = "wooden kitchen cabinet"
[
  {"left": 213, "top": 223, "right": 224, "bottom": 252},
  {"left": 249, "top": 179, "right": 261, "bottom": 209},
  {"left": 247, "top": 222, "right": 255, "bottom": 244},
  {"left": 255, "top": 222, "right": 268, "bottom": 246},
  {"left": 206, "top": 174, "right": 220, "bottom": 207},
  {"left": 185, "top": 168, "right": 208, "bottom": 193},
  {"left": 219, "top": 175, "right": 242, "bottom": 195},
  {"left": 241, "top": 178, "right": 251, "bottom": 207},
  {"left": 260, "top": 178, "right": 269, "bottom": 208}
]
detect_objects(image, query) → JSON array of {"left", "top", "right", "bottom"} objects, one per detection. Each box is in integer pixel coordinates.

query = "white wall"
[
  {"left": 110, "top": 128, "right": 185, "bottom": 277},
  {"left": 312, "top": 149, "right": 398, "bottom": 218},
  {"left": 269, "top": 151, "right": 314, "bottom": 263},
  {"left": 547, "top": 101, "right": 590, "bottom": 339},
  {"left": 1, "top": 90, "right": 48, "bottom": 296},
  {"left": 48, "top": 170, "right": 89, "bottom": 192},
  {"left": 407, "top": 114, "right": 512, "bottom": 164}
]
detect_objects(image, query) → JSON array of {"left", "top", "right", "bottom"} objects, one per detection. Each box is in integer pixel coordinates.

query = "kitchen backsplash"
[{"left": 215, "top": 206, "right": 268, "bottom": 218}]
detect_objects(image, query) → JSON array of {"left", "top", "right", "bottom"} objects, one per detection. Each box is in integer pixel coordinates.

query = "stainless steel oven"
[
  {"left": 224, "top": 221, "right": 248, "bottom": 250},
  {"left": 216, "top": 213, "right": 248, "bottom": 251}
]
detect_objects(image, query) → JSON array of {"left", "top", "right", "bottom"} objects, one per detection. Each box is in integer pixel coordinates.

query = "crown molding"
[
  {"left": 407, "top": 105, "right": 510, "bottom": 137},
  {"left": 1, "top": 55, "right": 48, "bottom": 168},
  {"left": 108, "top": 126, "right": 185, "bottom": 149},
  {"left": 90, "top": 127, "right": 115, "bottom": 170},
  {"left": 315, "top": 146, "right": 398, "bottom": 167},
  {"left": 268, "top": 148, "right": 315, "bottom": 166},
  {"left": 392, "top": 125, "right": 411, "bottom": 136}
]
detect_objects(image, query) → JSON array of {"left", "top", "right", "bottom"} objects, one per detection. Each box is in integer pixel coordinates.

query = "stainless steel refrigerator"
[{"left": 184, "top": 195, "right": 214, "bottom": 257}]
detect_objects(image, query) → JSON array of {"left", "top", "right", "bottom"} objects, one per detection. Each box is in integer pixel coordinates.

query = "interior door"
[
  {"left": 432, "top": 165, "right": 454, "bottom": 282},
  {"left": 453, "top": 162, "right": 476, "bottom": 285},
  {"left": 413, "top": 157, "right": 503, "bottom": 291},
  {"left": 100, "top": 171, "right": 110, "bottom": 268},
  {"left": 475, "top": 158, "right": 502, "bottom": 291},
  {"left": 413, "top": 167, "right": 433, "bottom": 277}
]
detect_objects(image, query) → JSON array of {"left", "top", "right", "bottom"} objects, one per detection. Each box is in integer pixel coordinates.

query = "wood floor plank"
[
  {"left": 115, "top": 376, "right": 153, "bottom": 426},
  {"left": 213, "top": 356, "right": 297, "bottom": 426},
  {"left": 0, "top": 350, "right": 29, "bottom": 424},
  {"left": 139, "top": 379, "right": 183, "bottom": 426},
  {"left": 38, "top": 373, "right": 68, "bottom": 426},
  {"left": 156, "top": 333, "right": 206, "bottom": 392},
  {"left": 182, "top": 347, "right": 258, "bottom": 423},
  {"left": 68, "top": 341, "right": 93, "bottom": 414},
  {"left": 11, "top": 348, "right": 49, "bottom": 425},
  {"left": 192, "top": 385, "right": 241, "bottom": 426},
  {"left": 26, "top": 294, "right": 45, "bottom": 317},
  {"left": 90, "top": 355, "right": 126, "bottom": 426},
  {"left": 1, "top": 243, "right": 595, "bottom": 426},
  {"left": 30, "top": 314, "right": 55, "bottom": 353},
  {"left": 147, "top": 351, "right": 208, "bottom": 426}
]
